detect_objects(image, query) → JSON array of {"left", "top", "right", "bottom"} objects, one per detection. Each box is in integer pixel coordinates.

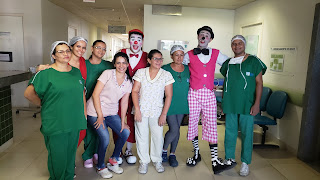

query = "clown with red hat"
[{"left": 113, "top": 29, "right": 148, "bottom": 164}]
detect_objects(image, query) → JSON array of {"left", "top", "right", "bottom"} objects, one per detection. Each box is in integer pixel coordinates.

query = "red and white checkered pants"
[{"left": 187, "top": 88, "right": 218, "bottom": 143}]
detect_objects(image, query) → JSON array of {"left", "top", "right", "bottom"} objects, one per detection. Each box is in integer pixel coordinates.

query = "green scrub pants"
[
  {"left": 44, "top": 130, "right": 79, "bottom": 180},
  {"left": 224, "top": 114, "right": 254, "bottom": 164},
  {"left": 82, "top": 122, "right": 98, "bottom": 161}
]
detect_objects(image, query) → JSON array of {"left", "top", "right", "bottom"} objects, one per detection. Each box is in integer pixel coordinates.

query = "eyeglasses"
[
  {"left": 56, "top": 50, "right": 71, "bottom": 55},
  {"left": 94, "top": 46, "right": 107, "bottom": 51},
  {"left": 152, "top": 57, "right": 164, "bottom": 61}
]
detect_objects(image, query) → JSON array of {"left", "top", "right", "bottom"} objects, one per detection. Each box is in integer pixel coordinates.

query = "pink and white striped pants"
[{"left": 187, "top": 87, "right": 218, "bottom": 143}]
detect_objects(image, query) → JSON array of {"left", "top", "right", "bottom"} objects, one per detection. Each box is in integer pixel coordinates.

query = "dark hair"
[
  {"left": 146, "top": 49, "right": 162, "bottom": 67},
  {"left": 92, "top": 40, "right": 106, "bottom": 47},
  {"left": 129, "top": 32, "right": 144, "bottom": 39},
  {"left": 112, "top": 52, "right": 132, "bottom": 82},
  {"left": 89, "top": 40, "right": 106, "bottom": 59},
  {"left": 52, "top": 42, "right": 70, "bottom": 55},
  {"left": 147, "top": 49, "right": 162, "bottom": 59}
]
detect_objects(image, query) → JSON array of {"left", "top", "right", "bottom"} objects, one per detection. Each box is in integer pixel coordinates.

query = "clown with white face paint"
[
  {"left": 183, "top": 26, "right": 229, "bottom": 174},
  {"left": 113, "top": 29, "right": 148, "bottom": 165},
  {"left": 130, "top": 34, "right": 143, "bottom": 53}
]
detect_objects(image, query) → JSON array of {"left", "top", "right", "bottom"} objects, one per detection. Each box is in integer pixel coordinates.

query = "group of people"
[{"left": 24, "top": 26, "right": 267, "bottom": 180}]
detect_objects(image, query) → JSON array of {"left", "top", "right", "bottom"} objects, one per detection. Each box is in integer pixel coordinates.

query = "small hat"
[
  {"left": 170, "top": 45, "right": 185, "bottom": 55},
  {"left": 197, "top": 26, "right": 214, "bottom": 39},
  {"left": 129, "top": 29, "right": 144, "bottom": 38}
]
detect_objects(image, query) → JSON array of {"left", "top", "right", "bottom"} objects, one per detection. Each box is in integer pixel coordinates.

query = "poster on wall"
[
  {"left": 270, "top": 54, "right": 284, "bottom": 72},
  {"left": 158, "top": 40, "right": 189, "bottom": 51},
  {"left": 245, "top": 35, "right": 259, "bottom": 55}
]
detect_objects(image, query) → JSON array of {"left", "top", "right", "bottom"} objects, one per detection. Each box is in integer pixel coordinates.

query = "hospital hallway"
[{"left": 0, "top": 109, "right": 319, "bottom": 180}]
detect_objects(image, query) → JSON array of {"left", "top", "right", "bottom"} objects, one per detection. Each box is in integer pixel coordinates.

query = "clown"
[
  {"left": 183, "top": 26, "right": 229, "bottom": 174},
  {"left": 115, "top": 29, "right": 148, "bottom": 164}
]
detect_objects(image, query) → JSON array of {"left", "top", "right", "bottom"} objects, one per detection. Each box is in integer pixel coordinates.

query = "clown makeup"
[
  {"left": 198, "top": 30, "right": 212, "bottom": 49},
  {"left": 129, "top": 34, "right": 143, "bottom": 53}
]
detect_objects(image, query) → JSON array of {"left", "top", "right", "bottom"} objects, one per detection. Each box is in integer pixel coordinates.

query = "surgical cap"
[
  {"left": 50, "top": 41, "right": 69, "bottom": 63},
  {"left": 69, "top": 36, "right": 88, "bottom": 46},
  {"left": 170, "top": 45, "right": 185, "bottom": 55},
  {"left": 231, "top": 35, "right": 246, "bottom": 46}
]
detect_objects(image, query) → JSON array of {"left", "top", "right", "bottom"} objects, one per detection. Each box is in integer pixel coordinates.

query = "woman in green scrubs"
[{"left": 24, "top": 41, "right": 87, "bottom": 180}]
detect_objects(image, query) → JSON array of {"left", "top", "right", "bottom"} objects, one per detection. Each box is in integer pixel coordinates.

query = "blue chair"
[
  {"left": 258, "top": 87, "right": 272, "bottom": 113},
  {"left": 214, "top": 78, "right": 224, "bottom": 120},
  {"left": 254, "top": 90, "right": 288, "bottom": 147}
]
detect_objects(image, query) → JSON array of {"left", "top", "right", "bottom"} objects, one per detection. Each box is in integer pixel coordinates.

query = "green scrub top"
[
  {"left": 162, "top": 64, "right": 190, "bottom": 116},
  {"left": 29, "top": 67, "right": 87, "bottom": 136},
  {"left": 85, "top": 59, "right": 113, "bottom": 100},
  {"left": 220, "top": 55, "right": 267, "bottom": 115}
]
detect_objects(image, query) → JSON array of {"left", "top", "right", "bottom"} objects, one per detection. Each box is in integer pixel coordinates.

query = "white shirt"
[
  {"left": 125, "top": 49, "right": 143, "bottom": 69},
  {"left": 183, "top": 47, "right": 228, "bottom": 66},
  {"left": 133, "top": 68, "right": 175, "bottom": 118}
]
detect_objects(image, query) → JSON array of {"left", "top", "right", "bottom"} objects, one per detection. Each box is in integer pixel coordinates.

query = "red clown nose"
[{"left": 134, "top": 41, "right": 138, "bottom": 44}]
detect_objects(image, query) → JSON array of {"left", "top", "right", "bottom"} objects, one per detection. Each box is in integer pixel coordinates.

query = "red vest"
[
  {"left": 121, "top": 49, "right": 148, "bottom": 77},
  {"left": 188, "top": 49, "right": 219, "bottom": 90}
]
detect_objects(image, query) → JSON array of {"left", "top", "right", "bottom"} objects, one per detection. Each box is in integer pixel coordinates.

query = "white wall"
[
  {"left": 144, "top": 5, "right": 234, "bottom": 66},
  {"left": 0, "top": 0, "right": 43, "bottom": 69},
  {"left": 41, "top": 0, "right": 98, "bottom": 64},
  {"left": 0, "top": 0, "right": 43, "bottom": 107},
  {"left": 235, "top": 0, "right": 320, "bottom": 153}
]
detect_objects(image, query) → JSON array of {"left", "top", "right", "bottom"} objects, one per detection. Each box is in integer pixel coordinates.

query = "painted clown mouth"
[
  {"left": 133, "top": 45, "right": 140, "bottom": 50},
  {"left": 200, "top": 40, "right": 206, "bottom": 44}
]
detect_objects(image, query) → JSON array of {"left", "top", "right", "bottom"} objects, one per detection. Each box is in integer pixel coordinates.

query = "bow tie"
[
  {"left": 130, "top": 54, "right": 139, "bottom": 58},
  {"left": 193, "top": 48, "right": 209, "bottom": 55}
]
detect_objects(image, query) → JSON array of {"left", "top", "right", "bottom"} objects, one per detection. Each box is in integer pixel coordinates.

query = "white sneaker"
[
  {"left": 107, "top": 163, "right": 123, "bottom": 174},
  {"left": 83, "top": 158, "right": 93, "bottom": 168},
  {"left": 116, "top": 157, "right": 123, "bottom": 165},
  {"left": 124, "top": 149, "right": 137, "bottom": 164},
  {"left": 240, "top": 162, "right": 249, "bottom": 176},
  {"left": 97, "top": 168, "right": 113, "bottom": 179},
  {"left": 153, "top": 162, "right": 165, "bottom": 173},
  {"left": 138, "top": 163, "right": 148, "bottom": 174}
]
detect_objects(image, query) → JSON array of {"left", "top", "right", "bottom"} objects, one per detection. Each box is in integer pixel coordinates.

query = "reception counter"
[{"left": 0, "top": 71, "right": 32, "bottom": 151}]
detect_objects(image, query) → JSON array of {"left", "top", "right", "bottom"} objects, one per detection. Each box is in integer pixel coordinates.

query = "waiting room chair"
[
  {"left": 254, "top": 90, "right": 288, "bottom": 148},
  {"left": 214, "top": 78, "right": 224, "bottom": 120}
]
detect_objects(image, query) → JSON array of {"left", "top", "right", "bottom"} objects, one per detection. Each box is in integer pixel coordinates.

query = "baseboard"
[{"left": 0, "top": 138, "right": 13, "bottom": 153}]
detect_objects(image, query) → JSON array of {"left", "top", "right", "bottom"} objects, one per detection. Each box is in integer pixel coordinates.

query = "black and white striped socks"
[
  {"left": 209, "top": 144, "right": 218, "bottom": 160},
  {"left": 192, "top": 136, "right": 200, "bottom": 158}
]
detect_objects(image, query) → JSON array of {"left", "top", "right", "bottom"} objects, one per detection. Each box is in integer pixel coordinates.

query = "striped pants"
[{"left": 187, "top": 88, "right": 218, "bottom": 143}]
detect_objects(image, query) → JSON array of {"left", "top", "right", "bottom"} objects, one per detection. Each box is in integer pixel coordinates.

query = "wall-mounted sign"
[
  {"left": 158, "top": 40, "right": 189, "bottom": 51},
  {"left": 0, "top": 32, "right": 10, "bottom": 36},
  {"left": 108, "top": 26, "right": 126, "bottom": 34},
  {"left": 245, "top": 35, "right": 259, "bottom": 55},
  {"left": 0, "top": 52, "right": 12, "bottom": 62},
  {"left": 270, "top": 54, "right": 284, "bottom": 72},
  {"left": 83, "top": 0, "right": 95, "bottom": 2},
  {"left": 271, "top": 47, "right": 296, "bottom": 51}
]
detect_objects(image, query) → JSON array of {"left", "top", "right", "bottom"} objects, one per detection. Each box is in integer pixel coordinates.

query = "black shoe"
[
  {"left": 224, "top": 158, "right": 237, "bottom": 170},
  {"left": 186, "top": 153, "right": 201, "bottom": 166},
  {"left": 212, "top": 158, "right": 227, "bottom": 174},
  {"left": 169, "top": 154, "right": 179, "bottom": 167}
]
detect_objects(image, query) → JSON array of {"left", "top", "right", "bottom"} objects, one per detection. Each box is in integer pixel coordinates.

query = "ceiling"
[{"left": 49, "top": 0, "right": 255, "bottom": 38}]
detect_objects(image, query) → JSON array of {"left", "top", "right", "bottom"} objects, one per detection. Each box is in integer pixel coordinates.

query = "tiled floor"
[{"left": 0, "top": 109, "right": 319, "bottom": 180}]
